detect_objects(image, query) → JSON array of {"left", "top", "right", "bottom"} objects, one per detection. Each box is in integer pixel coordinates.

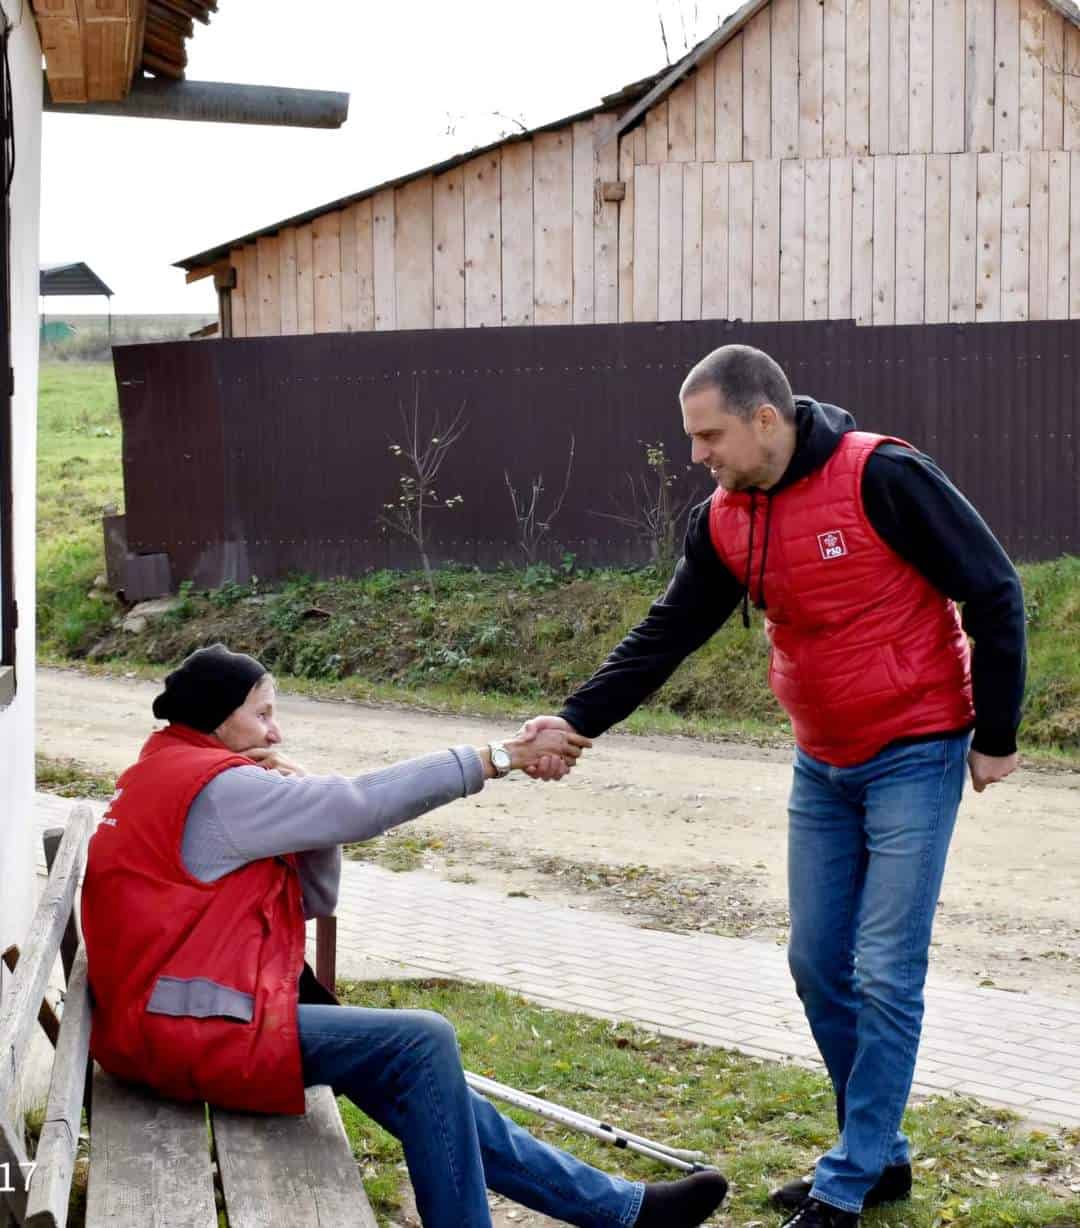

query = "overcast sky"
[{"left": 39, "top": 0, "right": 737, "bottom": 316}]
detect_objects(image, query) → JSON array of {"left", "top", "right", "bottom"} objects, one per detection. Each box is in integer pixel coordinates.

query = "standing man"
[{"left": 522, "top": 345, "right": 1026, "bottom": 1227}]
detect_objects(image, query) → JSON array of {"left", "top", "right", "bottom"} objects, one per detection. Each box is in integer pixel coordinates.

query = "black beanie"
[{"left": 152, "top": 644, "right": 268, "bottom": 733}]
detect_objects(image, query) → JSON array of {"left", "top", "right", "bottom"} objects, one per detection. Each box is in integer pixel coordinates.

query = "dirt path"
[{"left": 37, "top": 666, "right": 1080, "bottom": 997}]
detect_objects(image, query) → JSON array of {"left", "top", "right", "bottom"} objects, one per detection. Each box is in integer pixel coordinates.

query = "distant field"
[
  {"left": 37, "top": 363, "right": 124, "bottom": 653},
  {"left": 40, "top": 313, "right": 216, "bottom": 360}
]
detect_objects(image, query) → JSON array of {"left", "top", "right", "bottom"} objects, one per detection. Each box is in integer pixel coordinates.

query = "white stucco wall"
[{"left": 0, "top": 10, "right": 43, "bottom": 962}]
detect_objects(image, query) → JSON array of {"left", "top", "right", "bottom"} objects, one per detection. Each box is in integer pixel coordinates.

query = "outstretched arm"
[
  {"left": 519, "top": 501, "right": 742, "bottom": 779},
  {"left": 181, "top": 726, "right": 591, "bottom": 889}
]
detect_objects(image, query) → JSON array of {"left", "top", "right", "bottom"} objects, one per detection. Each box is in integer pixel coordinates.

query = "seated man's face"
[{"left": 214, "top": 677, "right": 282, "bottom": 752}]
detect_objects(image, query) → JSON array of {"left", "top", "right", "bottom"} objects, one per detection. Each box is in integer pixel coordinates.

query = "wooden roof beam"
[
  {"left": 185, "top": 259, "right": 234, "bottom": 287},
  {"left": 44, "top": 76, "right": 350, "bottom": 127},
  {"left": 143, "top": 29, "right": 187, "bottom": 67},
  {"left": 142, "top": 50, "right": 185, "bottom": 79},
  {"left": 146, "top": 7, "right": 194, "bottom": 38},
  {"left": 154, "top": 0, "right": 211, "bottom": 25}
]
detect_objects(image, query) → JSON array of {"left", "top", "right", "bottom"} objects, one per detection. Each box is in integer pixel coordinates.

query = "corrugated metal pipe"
[{"left": 43, "top": 76, "right": 349, "bottom": 128}]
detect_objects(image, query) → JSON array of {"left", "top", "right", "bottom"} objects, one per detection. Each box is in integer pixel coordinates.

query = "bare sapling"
[
  {"left": 379, "top": 392, "right": 467, "bottom": 594},
  {"left": 504, "top": 435, "right": 576, "bottom": 566},
  {"left": 593, "top": 440, "right": 697, "bottom": 571}
]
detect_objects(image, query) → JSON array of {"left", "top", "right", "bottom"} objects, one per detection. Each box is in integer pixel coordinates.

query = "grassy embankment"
[{"left": 36, "top": 361, "right": 1080, "bottom": 764}]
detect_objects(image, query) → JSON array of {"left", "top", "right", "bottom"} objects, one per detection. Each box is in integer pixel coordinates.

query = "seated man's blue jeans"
[
  {"left": 298, "top": 1003, "right": 644, "bottom": 1228},
  {"left": 787, "top": 734, "right": 968, "bottom": 1214}
]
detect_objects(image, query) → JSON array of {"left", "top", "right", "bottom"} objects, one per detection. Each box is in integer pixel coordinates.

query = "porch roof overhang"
[
  {"left": 33, "top": 0, "right": 203, "bottom": 106},
  {"left": 31, "top": 0, "right": 348, "bottom": 128}
]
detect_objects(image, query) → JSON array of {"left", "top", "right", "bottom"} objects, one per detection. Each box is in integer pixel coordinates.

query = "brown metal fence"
[{"left": 112, "top": 318, "right": 1079, "bottom": 597}]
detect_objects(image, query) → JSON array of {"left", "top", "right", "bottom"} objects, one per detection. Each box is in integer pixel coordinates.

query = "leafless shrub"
[
  {"left": 504, "top": 436, "right": 576, "bottom": 566},
  {"left": 592, "top": 440, "right": 697, "bottom": 571},
  {"left": 378, "top": 391, "right": 468, "bottom": 593}
]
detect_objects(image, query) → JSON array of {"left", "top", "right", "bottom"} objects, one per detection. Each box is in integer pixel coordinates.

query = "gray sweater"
[{"left": 181, "top": 747, "right": 485, "bottom": 918}]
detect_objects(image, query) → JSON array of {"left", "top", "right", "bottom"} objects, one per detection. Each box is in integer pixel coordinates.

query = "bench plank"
[
  {"left": 41, "top": 831, "right": 81, "bottom": 984},
  {"left": 1, "top": 806, "right": 91, "bottom": 1225},
  {"left": 0, "top": 808, "right": 89, "bottom": 1106},
  {"left": 84, "top": 1069, "right": 216, "bottom": 1228},
  {"left": 0, "top": 1117, "right": 32, "bottom": 1225},
  {"left": 213, "top": 1086, "right": 377, "bottom": 1228},
  {"left": 25, "top": 947, "right": 93, "bottom": 1228},
  {"left": 1, "top": 947, "right": 61, "bottom": 1050}
]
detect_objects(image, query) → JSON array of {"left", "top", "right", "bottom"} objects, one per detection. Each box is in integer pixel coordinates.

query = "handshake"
[{"left": 481, "top": 716, "right": 590, "bottom": 783}]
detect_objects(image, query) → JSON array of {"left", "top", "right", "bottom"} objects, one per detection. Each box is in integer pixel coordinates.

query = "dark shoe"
[
  {"left": 769, "top": 1162, "right": 912, "bottom": 1211},
  {"left": 634, "top": 1169, "right": 728, "bottom": 1227},
  {"left": 780, "top": 1197, "right": 860, "bottom": 1227}
]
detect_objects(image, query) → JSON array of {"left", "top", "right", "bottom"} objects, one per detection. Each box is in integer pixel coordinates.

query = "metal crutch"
[{"left": 465, "top": 1071, "right": 716, "bottom": 1173}]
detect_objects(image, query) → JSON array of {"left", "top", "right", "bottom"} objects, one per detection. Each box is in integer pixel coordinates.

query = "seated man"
[{"left": 82, "top": 643, "right": 728, "bottom": 1228}]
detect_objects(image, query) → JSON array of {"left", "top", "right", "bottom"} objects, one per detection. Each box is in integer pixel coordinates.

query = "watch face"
[{"left": 492, "top": 745, "right": 512, "bottom": 773}]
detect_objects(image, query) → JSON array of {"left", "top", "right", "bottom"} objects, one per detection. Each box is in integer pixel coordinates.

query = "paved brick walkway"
[{"left": 38, "top": 792, "right": 1080, "bottom": 1129}]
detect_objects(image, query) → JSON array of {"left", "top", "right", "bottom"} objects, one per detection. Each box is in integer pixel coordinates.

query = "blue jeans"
[
  {"left": 787, "top": 735, "right": 968, "bottom": 1214},
  {"left": 298, "top": 1004, "right": 644, "bottom": 1228}
]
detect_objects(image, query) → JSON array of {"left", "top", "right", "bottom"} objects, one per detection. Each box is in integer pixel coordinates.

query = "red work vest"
[
  {"left": 709, "top": 431, "right": 974, "bottom": 767},
  {"left": 81, "top": 724, "right": 307, "bottom": 1114}
]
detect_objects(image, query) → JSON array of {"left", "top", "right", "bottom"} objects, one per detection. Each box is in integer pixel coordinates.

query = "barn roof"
[
  {"left": 173, "top": 70, "right": 666, "bottom": 275},
  {"left": 610, "top": 0, "right": 771, "bottom": 140},
  {"left": 39, "top": 263, "right": 114, "bottom": 298},
  {"left": 177, "top": 0, "right": 1080, "bottom": 277}
]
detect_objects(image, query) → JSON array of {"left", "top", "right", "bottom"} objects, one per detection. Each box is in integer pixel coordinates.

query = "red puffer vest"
[
  {"left": 81, "top": 723, "right": 307, "bottom": 1114},
  {"left": 709, "top": 431, "right": 974, "bottom": 767}
]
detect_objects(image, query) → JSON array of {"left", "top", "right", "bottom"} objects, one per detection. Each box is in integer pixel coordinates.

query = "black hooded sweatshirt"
[{"left": 560, "top": 397, "right": 1027, "bottom": 758}]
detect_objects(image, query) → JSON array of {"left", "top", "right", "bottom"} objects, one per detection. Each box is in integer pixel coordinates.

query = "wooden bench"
[{"left": 1, "top": 805, "right": 377, "bottom": 1227}]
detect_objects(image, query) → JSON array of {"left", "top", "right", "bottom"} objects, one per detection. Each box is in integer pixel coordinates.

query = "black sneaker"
[
  {"left": 781, "top": 1197, "right": 860, "bottom": 1227},
  {"left": 769, "top": 1162, "right": 912, "bottom": 1211}
]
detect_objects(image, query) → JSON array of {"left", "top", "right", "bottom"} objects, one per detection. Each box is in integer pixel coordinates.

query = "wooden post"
[
  {"left": 214, "top": 265, "right": 237, "bottom": 339},
  {"left": 315, "top": 917, "right": 337, "bottom": 994}
]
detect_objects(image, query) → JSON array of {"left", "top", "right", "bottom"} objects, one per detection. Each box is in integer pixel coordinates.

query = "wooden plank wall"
[
  {"left": 643, "top": 0, "right": 1072, "bottom": 165},
  {"left": 609, "top": 0, "right": 1080, "bottom": 326},
  {"left": 229, "top": 0, "right": 1080, "bottom": 334},
  {"left": 629, "top": 150, "right": 1080, "bottom": 324},
  {"left": 235, "top": 115, "right": 619, "bottom": 336}
]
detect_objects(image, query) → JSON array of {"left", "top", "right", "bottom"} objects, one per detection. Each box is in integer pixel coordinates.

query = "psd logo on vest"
[{"left": 817, "top": 530, "right": 848, "bottom": 560}]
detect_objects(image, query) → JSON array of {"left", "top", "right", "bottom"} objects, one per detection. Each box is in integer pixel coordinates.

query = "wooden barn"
[{"left": 181, "top": 0, "right": 1080, "bottom": 334}]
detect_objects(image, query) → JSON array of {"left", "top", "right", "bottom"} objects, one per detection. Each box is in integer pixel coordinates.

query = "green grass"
[
  {"left": 21, "top": 980, "right": 1079, "bottom": 1226},
  {"left": 20, "top": 980, "right": 1080, "bottom": 1227},
  {"left": 34, "top": 362, "right": 1080, "bottom": 765},
  {"left": 336, "top": 979, "right": 1080, "bottom": 1227},
  {"left": 345, "top": 830, "right": 449, "bottom": 872},
  {"left": 35, "top": 753, "right": 116, "bottom": 799},
  {"left": 36, "top": 362, "right": 123, "bottom": 655},
  {"left": 1019, "top": 555, "right": 1080, "bottom": 750}
]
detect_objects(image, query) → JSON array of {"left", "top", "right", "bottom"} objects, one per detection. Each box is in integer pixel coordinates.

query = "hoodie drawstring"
[
  {"left": 756, "top": 493, "right": 774, "bottom": 612},
  {"left": 741, "top": 493, "right": 757, "bottom": 629},
  {"left": 741, "top": 491, "right": 774, "bottom": 630}
]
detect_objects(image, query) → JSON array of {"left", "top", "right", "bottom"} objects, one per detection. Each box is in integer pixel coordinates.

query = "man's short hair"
[{"left": 680, "top": 345, "right": 796, "bottom": 423}]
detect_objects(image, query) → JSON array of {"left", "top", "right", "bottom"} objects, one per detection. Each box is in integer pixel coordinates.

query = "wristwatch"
[{"left": 488, "top": 742, "right": 513, "bottom": 778}]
